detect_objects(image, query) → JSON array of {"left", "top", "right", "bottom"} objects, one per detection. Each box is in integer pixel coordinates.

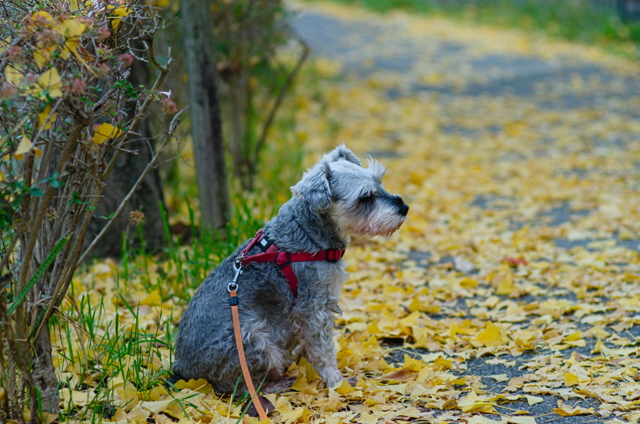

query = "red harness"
[{"left": 239, "top": 229, "right": 345, "bottom": 297}]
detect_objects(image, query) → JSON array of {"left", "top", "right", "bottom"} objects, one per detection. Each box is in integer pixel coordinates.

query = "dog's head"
[{"left": 291, "top": 144, "right": 408, "bottom": 237}]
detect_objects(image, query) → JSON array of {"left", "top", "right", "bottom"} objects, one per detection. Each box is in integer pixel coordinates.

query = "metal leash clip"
[{"left": 227, "top": 259, "right": 243, "bottom": 292}]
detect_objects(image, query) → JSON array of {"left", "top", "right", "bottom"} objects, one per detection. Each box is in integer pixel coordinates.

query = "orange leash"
[{"left": 229, "top": 287, "right": 269, "bottom": 421}]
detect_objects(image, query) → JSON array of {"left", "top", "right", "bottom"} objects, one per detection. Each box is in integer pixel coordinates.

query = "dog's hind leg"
[{"left": 241, "top": 318, "right": 291, "bottom": 386}]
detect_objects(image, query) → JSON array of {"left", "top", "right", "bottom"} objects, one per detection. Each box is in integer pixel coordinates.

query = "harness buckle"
[{"left": 325, "top": 250, "right": 340, "bottom": 263}]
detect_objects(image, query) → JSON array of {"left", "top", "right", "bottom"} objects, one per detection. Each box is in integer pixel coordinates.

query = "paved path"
[{"left": 291, "top": 4, "right": 640, "bottom": 423}]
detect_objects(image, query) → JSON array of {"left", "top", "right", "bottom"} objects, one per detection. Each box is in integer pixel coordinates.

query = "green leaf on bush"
[
  {"left": 30, "top": 187, "right": 45, "bottom": 197},
  {"left": 96, "top": 210, "right": 117, "bottom": 220}
]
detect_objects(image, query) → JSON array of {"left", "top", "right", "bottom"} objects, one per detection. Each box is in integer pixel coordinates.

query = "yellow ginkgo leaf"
[
  {"left": 108, "top": 376, "right": 126, "bottom": 391},
  {"left": 140, "top": 289, "right": 162, "bottom": 306},
  {"left": 553, "top": 400, "right": 595, "bottom": 416},
  {"left": 33, "top": 47, "right": 51, "bottom": 70},
  {"left": 525, "top": 395, "right": 544, "bottom": 405},
  {"left": 280, "top": 407, "right": 310, "bottom": 424},
  {"left": 56, "top": 19, "right": 86, "bottom": 60},
  {"left": 0, "top": 171, "right": 5, "bottom": 183},
  {"left": 173, "top": 378, "right": 212, "bottom": 392},
  {"left": 107, "top": 6, "right": 132, "bottom": 31},
  {"left": 474, "top": 322, "right": 509, "bottom": 347},
  {"left": 493, "top": 271, "right": 514, "bottom": 295},
  {"left": 334, "top": 378, "right": 354, "bottom": 394},
  {"left": 399, "top": 354, "right": 425, "bottom": 372},
  {"left": 138, "top": 398, "right": 174, "bottom": 414},
  {"left": 40, "top": 68, "right": 63, "bottom": 98},
  {"left": 366, "top": 320, "right": 380, "bottom": 334},
  {"left": 92, "top": 123, "right": 123, "bottom": 144},
  {"left": 59, "top": 388, "right": 96, "bottom": 409},
  {"left": 115, "top": 388, "right": 139, "bottom": 408},
  {"left": 458, "top": 391, "right": 496, "bottom": 413},
  {"left": 26, "top": 68, "right": 63, "bottom": 98},
  {"left": 290, "top": 371, "right": 307, "bottom": 391},
  {"left": 564, "top": 372, "right": 579, "bottom": 386},
  {"left": 142, "top": 385, "right": 167, "bottom": 402},
  {"left": 5, "top": 65, "right": 23, "bottom": 86},
  {"left": 38, "top": 105, "right": 57, "bottom": 131},
  {"left": 34, "top": 44, "right": 56, "bottom": 70},
  {"left": 30, "top": 11, "right": 54, "bottom": 29},
  {"left": 399, "top": 310, "right": 420, "bottom": 327},
  {"left": 14, "top": 135, "right": 33, "bottom": 160}
]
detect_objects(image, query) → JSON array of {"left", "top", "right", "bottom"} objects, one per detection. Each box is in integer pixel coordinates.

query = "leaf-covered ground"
[{"left": 59, "top": 3, "right": 640, "bottom": 423}]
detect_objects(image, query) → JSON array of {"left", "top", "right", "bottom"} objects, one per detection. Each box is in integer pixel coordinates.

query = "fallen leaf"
[
  {"left": 552, "top": 400, "right": 594, "bottom": 416},
  {"left": 564, "top": 372, "right": 579, "bottom": 386},
  {"left": 173, "top": 378, "right": 212, "bottom": 393},
  {"left": 140, "top": 289, "right": 162, "bottom": 306},
  {"left": 59, "top": 388, "right": 96, "bottom": 409},
  {"left": 525, "top": 395, "right": 543, "bottom": 405},
  {"left": 458, "top": 391, "right": 496, "bottom": 413},
  {"left": 281, "top": 406, "right": 310, "bottom": 424},
  {"left": 474, "top": 321, "right": 509, "bottom": 347}
]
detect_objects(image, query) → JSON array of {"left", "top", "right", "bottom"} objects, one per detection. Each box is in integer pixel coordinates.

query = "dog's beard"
[
  {"left": 363, "top": 212, "right": 406, "bottom": 237},
  {"left": 335, "top": 203, "right": 406, "bottom": 238}
]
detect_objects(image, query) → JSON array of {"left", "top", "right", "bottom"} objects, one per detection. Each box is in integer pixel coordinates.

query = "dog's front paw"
[{"left": 319, "top": 366, "right": 343, "bottom": 388}]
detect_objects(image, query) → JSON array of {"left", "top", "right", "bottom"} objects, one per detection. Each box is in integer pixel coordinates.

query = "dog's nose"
[{"left": 392, "top": 195, "right": 409, "bottom": 216}]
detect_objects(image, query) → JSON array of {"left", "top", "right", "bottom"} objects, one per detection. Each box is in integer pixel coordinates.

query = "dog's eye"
[{"left": 359, "top": 194, "right": 376, "bottom": 204}]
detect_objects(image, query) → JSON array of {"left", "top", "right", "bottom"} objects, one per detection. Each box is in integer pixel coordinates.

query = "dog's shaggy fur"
[{"left": 172, "top": 145, "right": 408, "bottom": 392}]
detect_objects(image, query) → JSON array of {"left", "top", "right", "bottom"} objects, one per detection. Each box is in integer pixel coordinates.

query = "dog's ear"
[
  {"left": 291, "top": 162, "right": 332, "bottom": 210},
  {"left": 322, "top": 144, "right": 361, "bottom": 166}
]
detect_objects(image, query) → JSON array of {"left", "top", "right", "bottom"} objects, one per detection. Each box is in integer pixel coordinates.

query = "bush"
[{"left": 0, "top": 1, "right": 175, "bottom": 421}]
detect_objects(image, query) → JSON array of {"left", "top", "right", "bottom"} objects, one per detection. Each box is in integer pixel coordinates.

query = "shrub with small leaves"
[{"left": 0, "top": 0, "right": 174, "bottom": 422}]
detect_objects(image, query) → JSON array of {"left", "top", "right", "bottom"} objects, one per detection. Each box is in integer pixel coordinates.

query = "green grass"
[
  {"left": 323, "top": 0, "right": 640, "bottom": 51},
  {"left": 54, "top": 294, "right": 172, "bottom": 421}
]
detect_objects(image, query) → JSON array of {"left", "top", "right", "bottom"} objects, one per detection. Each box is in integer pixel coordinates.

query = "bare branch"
[
  {"left": 78, "top": 108, "right": 186, "bottom": 263},
  {"left": 252, "top": 30, "right": 310, "bottom": 170}
]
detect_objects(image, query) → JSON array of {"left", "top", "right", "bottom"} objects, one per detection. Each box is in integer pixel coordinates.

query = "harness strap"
[
  {"left": 229, "top": 289, "right": 269, "bottom": 421},
  {"left": 240, "top": 230, "right": 345, "bottom": 297}
]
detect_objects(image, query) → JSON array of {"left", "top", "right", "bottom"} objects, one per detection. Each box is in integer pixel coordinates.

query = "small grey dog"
[{"left": 172, "top": 145, "right": 408, "bottom": 392}]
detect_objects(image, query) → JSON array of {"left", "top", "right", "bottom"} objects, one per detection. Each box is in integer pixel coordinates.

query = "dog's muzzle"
[{"left": 392, "top": 195, "right": 409, "bottom": 216}]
